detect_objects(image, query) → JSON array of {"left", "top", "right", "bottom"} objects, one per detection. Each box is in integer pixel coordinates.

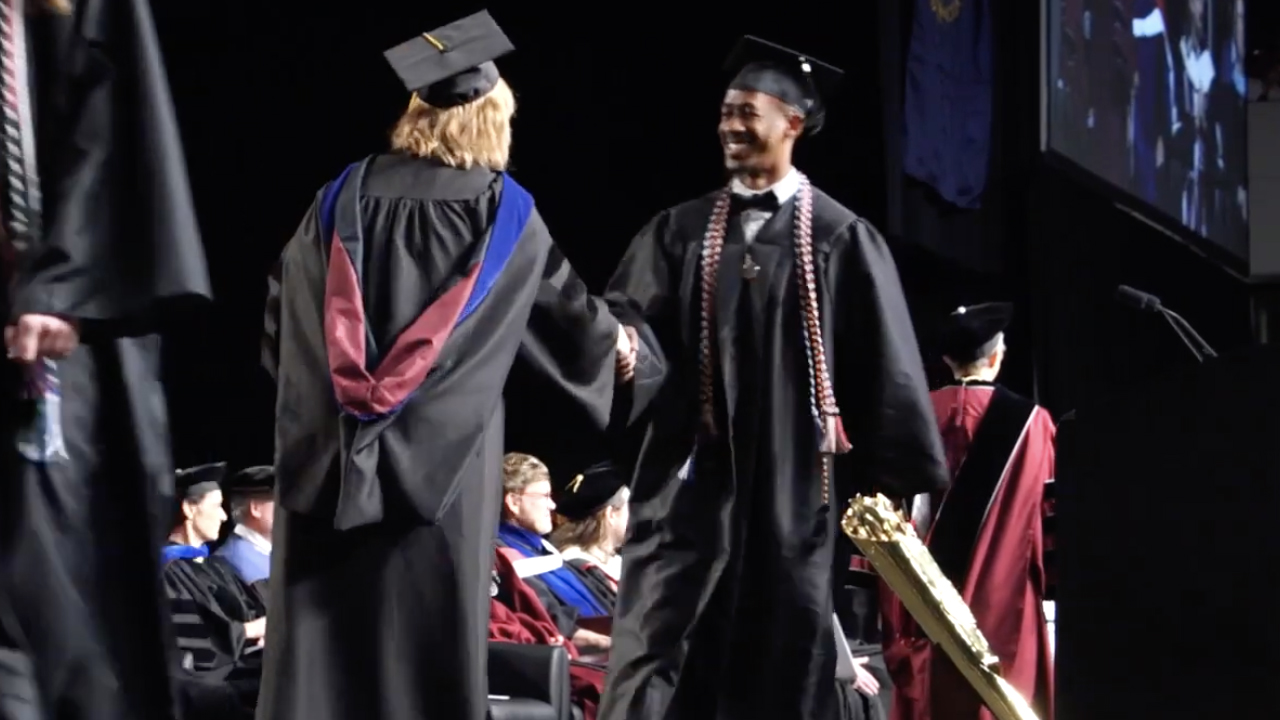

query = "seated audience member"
[
  {"left": 162, "top": 463, "right": 267, "bottom": 682},
  {"left": 490, "top": 549, "right": 606, "bottom": 720},
  {"left": 497, "top": 453, "right": 611, "bottom": 652},
  {"left": 549, "top": 461, "right": 629, "bottom": 612},
  {"left": 214, "top": 465, "right": 275, "bottom": 588}
]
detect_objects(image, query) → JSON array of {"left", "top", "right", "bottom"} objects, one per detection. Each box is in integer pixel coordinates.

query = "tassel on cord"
[{"left": 820, "top": 414, "right": 852, "bottom": 455}]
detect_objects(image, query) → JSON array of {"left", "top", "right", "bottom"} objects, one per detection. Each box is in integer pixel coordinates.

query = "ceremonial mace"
[{"left": 841, "top": 495, "right": 1041, "bottom": 720}]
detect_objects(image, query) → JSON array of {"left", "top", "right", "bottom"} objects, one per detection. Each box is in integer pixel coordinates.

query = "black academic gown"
[
  {"left": 600, "top": 186, "right": 948, "bottom": 720},
  {"left": 564, "top": 558, "right": 618, "bottom": 614},
  {"left": 259, "top": 154, "right": 619, "bottom": 720},
  {"left": 160, "top": 553, "right": 262, "bottom": 720},
  {"left": 0, "top": 4, "right": 211, "bottom": 720},
  {"left": 160, "top": 552, "right": 266, "bottom": 675}
]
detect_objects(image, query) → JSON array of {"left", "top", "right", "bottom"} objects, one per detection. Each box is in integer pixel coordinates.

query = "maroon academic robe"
[
  {"left": 882, "top": 382, "right": 1054, "bottom": 720},
  {"left": 489, "top": 550, "right": 605, "bottom": 720}
]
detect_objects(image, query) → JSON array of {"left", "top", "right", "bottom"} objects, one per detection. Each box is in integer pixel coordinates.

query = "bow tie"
[{"left": 730, "top": 192, "right": 780, "bottom": 213}]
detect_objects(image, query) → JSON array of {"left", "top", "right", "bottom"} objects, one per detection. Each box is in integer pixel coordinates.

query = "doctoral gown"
[
  {"left": 600, "top": 186, "right": 948, "bottom": 720},
  {"left": 259, "top": 154, "right": 619, "bottom": 720},
  {"left": 0, "top": 3, "right": 211, "bottom": 720},
  {"left": 882, "top": 382, "right": 1055, "bottom": 720},
  {"left": 160, "top": 552, "right": 266, "bottom": 675}
]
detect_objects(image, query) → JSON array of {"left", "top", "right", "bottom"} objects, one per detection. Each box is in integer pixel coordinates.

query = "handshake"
[{"left": 616, "top": 324, "right": 638, "bottom": 382}]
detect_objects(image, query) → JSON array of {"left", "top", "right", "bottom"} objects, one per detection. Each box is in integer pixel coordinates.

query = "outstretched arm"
[
  {"left": 519, "top": 239, "right": 621, "bottom": 431},
  {"left": 262, "top": 191, "right": 326, "bottom": 382},
  {"left": 603, "top": 212, "right": 681, "bottom": 425}
]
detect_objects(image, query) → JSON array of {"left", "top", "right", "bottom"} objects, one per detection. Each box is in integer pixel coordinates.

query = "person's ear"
[{"left": 784, "top": 110, "right": 804, "bottom": 139}]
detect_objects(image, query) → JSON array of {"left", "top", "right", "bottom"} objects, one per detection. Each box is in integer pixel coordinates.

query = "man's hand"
[
  {"left": 4, "top": 314, "right": 79, "bottom": 364},
  {"left": 243, "top": 617, "right": 267, "bottom": 642},
  {"left": 852, "top": 657, "right": 880, "bottom": 697},
  {"left": 571, "top": 627, "right": 611, "bottom": 652},
  {"left": 616, "top": 324, "right": 637, "bottom": 382}
]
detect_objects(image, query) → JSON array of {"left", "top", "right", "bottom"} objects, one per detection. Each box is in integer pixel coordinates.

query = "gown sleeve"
[
  {"left": 603, "top": 211, "right": 680, "bottom": 423},
  {"left": 518, "top": 214, "right": 620, "bottom": 431},
  {"left": 262, "top": 257, "right": 283, "bottom": 382},
  {"left": 829, "top": 218, "right": 949, "bottom": 501},
  {"left": 10, "top": 1, "right": 211, "bottom": 335},
  {"left": 262, "top": 192, "right": 325, "bottom": 382}
]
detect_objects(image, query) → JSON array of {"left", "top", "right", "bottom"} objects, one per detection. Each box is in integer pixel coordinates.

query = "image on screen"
[{"left": 1046, "top": 0, "right": 1249, "bottom": 259}]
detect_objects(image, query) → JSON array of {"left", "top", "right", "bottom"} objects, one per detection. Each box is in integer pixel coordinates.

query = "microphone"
[
  {"left": 1115, "top": 285, "right": 1162, "bottom": 312},
  {"left": 1114, "top": 284, "right": 1218, "bottom": 363}
]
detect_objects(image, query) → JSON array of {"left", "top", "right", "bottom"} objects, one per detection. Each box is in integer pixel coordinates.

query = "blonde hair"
[
  {"left": 390, "top": 77, "right": 515, "bottom": 171},
  {"left": 502, "top": 452, "right": 550, "bottom": 495}
]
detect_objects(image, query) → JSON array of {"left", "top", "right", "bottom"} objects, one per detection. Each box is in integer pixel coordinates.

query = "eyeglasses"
[{"left": 519, "top": 491, "right": 553, "bottom": 502}]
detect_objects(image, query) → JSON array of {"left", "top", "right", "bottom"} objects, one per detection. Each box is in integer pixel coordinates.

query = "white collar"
[
  {"left": 729, "top": 167, "right": 800, "bottom": 205},
  {"left": 233, "top": 524, "right": 272, "bottom": 554}
]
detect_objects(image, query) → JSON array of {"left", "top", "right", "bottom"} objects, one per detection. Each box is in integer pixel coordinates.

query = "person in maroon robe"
[
  {"left": 490, "top": 548, "right": 606, "bottom": 720},
  {"left": 881, "top": 302, "right": 1054, "bottom": 720}
]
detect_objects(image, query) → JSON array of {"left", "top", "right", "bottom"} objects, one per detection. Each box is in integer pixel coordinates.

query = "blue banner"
[{"left": 903, "top": 0, "right": 993, "bottom": 209}]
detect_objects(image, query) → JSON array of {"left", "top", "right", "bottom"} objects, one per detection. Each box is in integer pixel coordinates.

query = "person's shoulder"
[
  {"left": 807, "top": 183, "right": 881, "bottom": 248},
  {"left": 363, "top": 153, "right": 502, "bottom": 202},
  {"left": 1030, "top": 404, "right": 1058, "bottom": 434},
  {"left": 998, "top": 386, "right": 1057, "bottom": 433},
  {"left": 653, "top": 190, "right": 722, "bottom": 229},
  {"left": 808, "top": 183, "right": 860, "bottom": 226},
  {"left": 625, "top": 190, "right": 722, "bottom": 252}
]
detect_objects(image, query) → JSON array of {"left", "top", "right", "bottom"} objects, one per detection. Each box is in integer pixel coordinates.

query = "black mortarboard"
[
  {"left": 553, "top": 462, "right": 628, "bottom": 523},
  {"left": 724, "top": 36, "right": 844, "bottom": 134},
  {"left": 383, "top": 10, "right": 515, "bottom": 109},
  {"left": 939, "top": 303, "right": 1014, "bottom": 365},
  {"left": 175, "top": 462, "right": 227, "bottom": 500},
  {"left": 225, "top": 466, "right": 275, "bottom": 496}
]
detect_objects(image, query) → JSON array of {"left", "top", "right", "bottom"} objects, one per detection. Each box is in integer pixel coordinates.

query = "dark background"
[{"left": 148, "top": 0, "right": 1272, "bottom": 472}]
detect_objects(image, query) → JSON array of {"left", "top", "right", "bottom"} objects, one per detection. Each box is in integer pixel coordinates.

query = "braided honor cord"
[
  {"left": 697, "top": 173, "right": 851, "bottom": 505},
  {"left": 1, "top": 0, "right": 66, "bottom": 464}
]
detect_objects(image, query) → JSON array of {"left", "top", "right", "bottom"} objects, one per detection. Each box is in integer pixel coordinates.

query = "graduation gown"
[
  {"left": 258, "top": 154, "right": 619, "bottom": 720},
  {"left": 882, "top": 382, "right": 1054, "bottom": 720},
  {"left": 600, "top": 186, "right": 948, "bottom": 720},
  {"left": 160, "top": 551, "right": 266, "bottom": 675},
  {"left": 0, "top": 3, "right": 211, "bottom": 720}
]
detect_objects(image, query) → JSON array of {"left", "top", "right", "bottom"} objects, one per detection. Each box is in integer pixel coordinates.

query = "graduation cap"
[
  {"left": 553, "top": 462, "right": 627, "bottom": 523},
  {"left": 724, "top": 35, "right": 844, "bottom": 134},
  {"left": 383, "top": 10, "right": 515, "bottom": 108},
  {"left": 175, "top": 462, "right": 227, "bottom": 501},
  {"left": 939, "top": 303, "right": 1013, "bottom": 365},
  {"left": 225, "top": 466, "right": 275, "bottom": 497}
]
